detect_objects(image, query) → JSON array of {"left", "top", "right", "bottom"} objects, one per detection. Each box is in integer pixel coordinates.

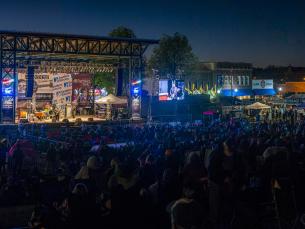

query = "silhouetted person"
[{"left": 13, "top": 141, "right": 24, "bottom": 175}]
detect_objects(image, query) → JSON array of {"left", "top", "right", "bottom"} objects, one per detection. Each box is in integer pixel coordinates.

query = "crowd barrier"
[{"left": 150, "top": 114, "right": 193, "bottom": 123}]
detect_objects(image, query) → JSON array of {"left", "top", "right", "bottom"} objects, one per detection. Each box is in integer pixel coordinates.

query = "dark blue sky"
[{"left": 0, "top": 0, "right": 304, "bottom": 67}]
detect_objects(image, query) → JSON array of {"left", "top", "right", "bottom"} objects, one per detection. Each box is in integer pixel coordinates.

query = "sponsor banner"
[
  {"left": 18, "top": 73, "right": 53, "bottom": 98},
  {"left": 52, "top": 74, "right": 72, "bottom": 111},
  {"left": 72, "top": 73, "right": 93, "bottom": 107},
  {"left": 2, "top": 74, "right": 15, "bottom": 96},
  {"left": 2, "top": 96, "right": 14, "bottom": 122},
  {"left": 252, "top": 79, "right": 273, "bottom": 89}
]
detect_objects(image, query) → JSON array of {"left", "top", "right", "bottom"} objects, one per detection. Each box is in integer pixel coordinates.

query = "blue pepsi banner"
[
  {"left": 1, "top": 96, "right": 14, "bottom": 122},
  {"left": 2, "top": 76, "right": 14, "bottom": 96}
]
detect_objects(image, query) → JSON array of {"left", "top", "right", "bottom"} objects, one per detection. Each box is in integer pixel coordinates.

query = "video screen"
[{"left": 159, "top": 79, "right": 185, "bottom": 101}]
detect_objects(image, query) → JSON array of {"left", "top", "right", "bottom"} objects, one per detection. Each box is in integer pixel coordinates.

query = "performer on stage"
[{"left": 170, "top": 83, "right": 179, "bottom": 100}]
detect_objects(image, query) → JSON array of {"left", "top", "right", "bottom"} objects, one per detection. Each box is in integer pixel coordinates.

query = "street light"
[
  {"left": 278, "top": 87, "right": 282, "bottom": 91},
  {"left": 217, "top": 89, "right": 221, "bottom": 94},
  {"left": 234, "top": 88, "right": 238, "bottom": 93}
]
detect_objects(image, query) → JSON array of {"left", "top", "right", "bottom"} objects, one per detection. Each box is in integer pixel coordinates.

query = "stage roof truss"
[{"left": 0, "top": 31, "right": 157, "bottom": 58}]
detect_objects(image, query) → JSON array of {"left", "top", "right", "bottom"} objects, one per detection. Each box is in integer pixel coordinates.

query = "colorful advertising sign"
[
  {"left": 52, "top": 74, "right": 72, "bottom": 112},
  {"left": 252, "top": 80, "right": 273, "bottom": 89},
  {"left": 2, "top": 76, "right": 15, "bottom": 96},
  {"left": 72, "top": 73, "right": 93, "bottom": 107},
  {"left": 18, "top": 73, "right": 53, "bottom": 98}
]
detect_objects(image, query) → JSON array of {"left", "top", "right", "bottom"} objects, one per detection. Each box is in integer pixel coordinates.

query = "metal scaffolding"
[{"left": 0, "top": 31, "right": 158, "bottom": 123}]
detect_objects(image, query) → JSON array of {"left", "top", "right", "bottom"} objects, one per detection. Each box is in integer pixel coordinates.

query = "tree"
[
  {"left": 93, "top": 72, "right": 116, "bottom": 94},
  {"left": 108, "top": 26, "right": 136, "bottom": 38},
  {"left": 149, "top": 33, "right": 198, "bottom": 78},
  {"left": 94, "top": 26, "right": 136, "bottom": 94}
]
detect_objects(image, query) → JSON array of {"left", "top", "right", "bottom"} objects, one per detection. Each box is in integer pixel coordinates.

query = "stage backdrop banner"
[
  {"left": 72, "top": 73, "right": 93, "bottom": 107},
  {"left": 18, "top": 73, "right": 53, "bottom": 98},
  {"left": 52, "top": 74, "right": 72, "bottom": 112}
]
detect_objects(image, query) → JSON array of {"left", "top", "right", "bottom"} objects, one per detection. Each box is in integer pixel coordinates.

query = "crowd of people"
[{"left": 0, "top": 117, "right": 305, "bottom": 229}]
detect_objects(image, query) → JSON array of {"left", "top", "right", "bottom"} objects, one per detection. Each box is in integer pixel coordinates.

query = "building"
[
  {"left": 183, "top": 62, "right": 253, "bottom": 99},
  {"left": 253, "top": 66, "right": 305, "bottom": 96},
  {"left": 252, "top": 79, "right": 276, "bottom": 96},
  {"left": 253, "top": 66, "right": 305, "bottom": 84},
  {"left": 203, "top": 62, "right": 253, "bottom": 98}
]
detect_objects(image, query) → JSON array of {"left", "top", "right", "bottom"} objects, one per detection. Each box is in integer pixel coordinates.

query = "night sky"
[{"left": 0, "top": 0, "right": 304, "bottom": 67}]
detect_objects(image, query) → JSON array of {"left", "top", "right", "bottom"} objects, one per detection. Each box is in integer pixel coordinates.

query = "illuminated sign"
[
  {"left": 131, "top": 80, "right": 141, "bottom": 96},
  {"left": 132, "top": 80, "right": 141, "bottom": 85},
  {"left": 2, "top": 97, "right": 14, "bottom": 109},
  {"left": 252, "top": 80, "right": 273, "bottom": 89},
  {"left": 2, "top": 77, "right": 14, "bottom": 86},
  {"left": 4, "top": 87, "right": 13, "bottom": 95},
  {"left": 133, "top": 87, "right": 140, "bottom": 94}
]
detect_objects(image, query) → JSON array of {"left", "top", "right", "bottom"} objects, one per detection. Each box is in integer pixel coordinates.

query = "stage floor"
[{"left": 28, "top": 115, "right": 106, "bottom": 123}]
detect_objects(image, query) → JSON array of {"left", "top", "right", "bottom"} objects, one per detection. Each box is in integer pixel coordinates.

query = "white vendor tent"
[
  {"left": 245, "top": 102, "right": 271, "bottom": 110},
  {"left": 95, "top": 94, "right": 127, "bottom": 105}
]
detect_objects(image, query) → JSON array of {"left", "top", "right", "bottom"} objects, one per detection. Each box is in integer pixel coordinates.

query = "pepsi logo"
[{"left": 260, "top": 80, "right": 266, "bottom": 88}]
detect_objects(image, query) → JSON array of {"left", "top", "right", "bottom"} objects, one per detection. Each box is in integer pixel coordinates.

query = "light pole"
[
  {"left": 149, "top": 69, "right": 159, "bottom": 122},
  {"left": 231, "top": 69, "right": 234, "bottom": 111}
]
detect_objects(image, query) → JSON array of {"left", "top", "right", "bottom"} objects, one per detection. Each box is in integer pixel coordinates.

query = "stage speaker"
[
  {"left": 116, "top": 68, "right": 123, "bottom": 96},
  {"left": 26, "top": 66, "right": 35, "bottom": 97}
]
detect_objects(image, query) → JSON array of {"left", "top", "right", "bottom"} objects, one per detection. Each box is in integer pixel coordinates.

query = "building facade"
[{"left": 198, "top": 62, "right": 253, "bottom": 98}]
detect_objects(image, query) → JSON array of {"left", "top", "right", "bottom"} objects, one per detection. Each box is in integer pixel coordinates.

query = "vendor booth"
[
  {"left": 245, "top": 102, "right": 271, "bottom": 110},
  {"left": 245, "top": 102, "right": 271, "bottom": 121},
  {"left": 95, "top": 94, "right": 127, "bottom": 120}
]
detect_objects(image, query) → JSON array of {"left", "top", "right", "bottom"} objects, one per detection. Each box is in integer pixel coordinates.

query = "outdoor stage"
[
  {"left": 29, "top": 115, "right": 106, "bottom": 124},
  {"left": 0, "top": 30, "right": 158, "bottom": 124}
]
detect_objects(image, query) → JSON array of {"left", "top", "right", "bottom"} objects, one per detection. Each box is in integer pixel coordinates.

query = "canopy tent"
[
  {"left": 95, "top": 94, "right": 127, "bottom": 105},
  {"left": 245, "top": 102, "right": 271, "bottom": 110},
  {"left": 285, "top": 94, "right": 305, "bottom": 105},
  {"left": 268, "top": 97, "right": 285, "bottom": 104},
  {"left": 286, "top": 94, "right": 305, "bottom": 99}
]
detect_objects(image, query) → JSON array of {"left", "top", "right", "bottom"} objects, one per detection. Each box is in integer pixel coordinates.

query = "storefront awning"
[
  {"left": 220, "top": 89, "right": 253, "bottom": 97},
  {"left": 253, "top": 89, "right": 276, "bottom": 96}
]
